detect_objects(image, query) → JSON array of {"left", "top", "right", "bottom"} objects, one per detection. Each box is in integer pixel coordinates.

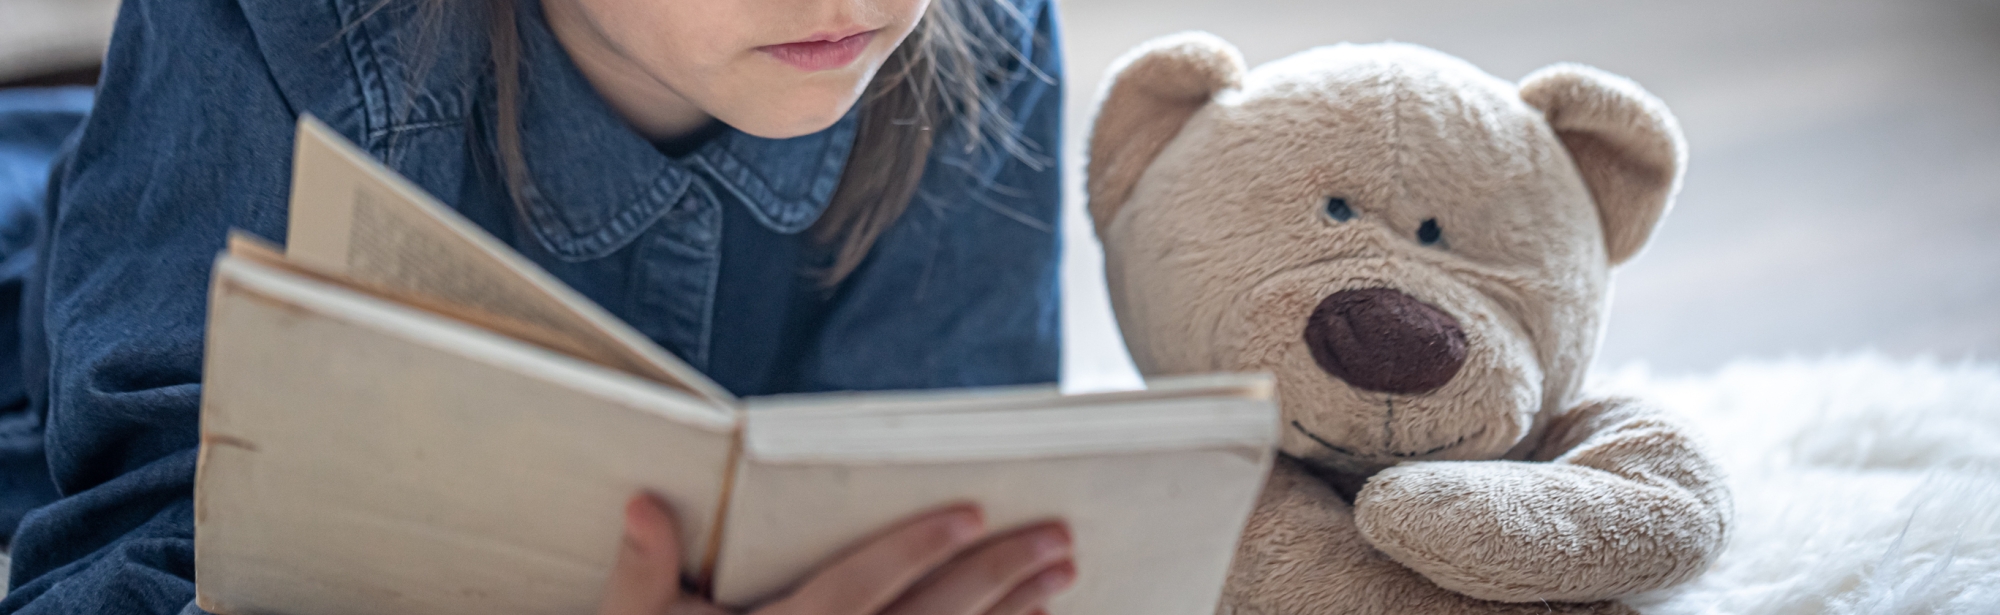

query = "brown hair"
[{"left": 480, "top": 0, "right": 1040, "bottom": 285}]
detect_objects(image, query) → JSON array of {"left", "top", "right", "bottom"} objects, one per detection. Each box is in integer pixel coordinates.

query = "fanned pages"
[
  {"left": 283, "top": 117, "right": 733, "bottom": 406},
  {"left": 195, "top": 256, "right": 738, "bottom": 615},
  {"left": 191, "top": 117, "right": 1281, "bottom": 615}
]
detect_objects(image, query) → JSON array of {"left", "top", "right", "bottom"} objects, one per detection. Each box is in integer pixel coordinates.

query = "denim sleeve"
[
  {"left": 0, "top": 87, "right": 93, "bottom": 540},
  {"left": 795, "top": 0, "right": 1066, "bottom": 391},
  {"left": 0, "top": 0, "right": 297, "bottom": 611}
]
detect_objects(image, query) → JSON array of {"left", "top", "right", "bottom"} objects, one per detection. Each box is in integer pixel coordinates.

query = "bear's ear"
[
  {"left": 1519, "top": 64, "right": 1686, "bottom": 266},
  {"left": 1086, "top": 32, "right": 1245, "bottom": 234}
]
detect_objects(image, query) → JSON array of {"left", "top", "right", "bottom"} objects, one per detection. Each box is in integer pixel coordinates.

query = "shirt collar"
[{"left": 493, "top": 0, "right": 858, "bottom": 260}]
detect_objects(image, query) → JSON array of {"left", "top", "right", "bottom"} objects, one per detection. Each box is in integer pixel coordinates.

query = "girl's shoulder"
[
  {"left": 108, "top": 0, "right": 486, "bottom": 145},
  {"left": 63, "top": 0, "right": 494, "bottom": 248}
]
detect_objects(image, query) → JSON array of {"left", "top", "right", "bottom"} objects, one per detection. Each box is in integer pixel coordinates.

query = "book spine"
[{"left": 695, "top": 423, "right": 745, "bottom": 598}]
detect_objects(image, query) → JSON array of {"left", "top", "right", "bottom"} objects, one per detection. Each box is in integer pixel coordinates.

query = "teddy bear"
[{"left": 1084, "top": 33, "right": 1732, "bottom": 614}]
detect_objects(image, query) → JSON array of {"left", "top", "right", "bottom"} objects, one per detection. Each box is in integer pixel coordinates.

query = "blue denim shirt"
[{"left": 0, "top": 0, "right": 1063, "bottom": 611}]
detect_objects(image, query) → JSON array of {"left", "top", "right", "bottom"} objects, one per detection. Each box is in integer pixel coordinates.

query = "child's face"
[{"left": 545, "top": 0, "right": 930, "bottom": 139}]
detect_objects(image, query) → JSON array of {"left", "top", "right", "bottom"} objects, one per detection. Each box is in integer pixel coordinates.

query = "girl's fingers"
[
  {"left": 768, "top": 505, "right": 986, "bottom": 615},
  {"left": 980, "top": 561, "right": 1076, "bottom": 615},
  {"left": 598, "top": 493, "right": 685, "bottom": 615},
  {"left": 881, "top": 523, "right": 1073, "bottom": 615}
]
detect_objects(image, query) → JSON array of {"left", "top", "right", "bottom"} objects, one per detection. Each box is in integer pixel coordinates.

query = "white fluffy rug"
[{"left": 1590, "top": 354, "right": 2000, "bottom": 615}]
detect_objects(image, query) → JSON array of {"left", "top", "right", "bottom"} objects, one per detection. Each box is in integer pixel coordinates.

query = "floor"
[{"left": 1056, "top": 0, "right": 2000, "bottom": 385}]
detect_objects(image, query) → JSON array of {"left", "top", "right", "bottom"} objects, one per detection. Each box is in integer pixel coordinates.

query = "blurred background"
[
  {"left": 6, "top": 0, "right": 1997, "bottom": 385},
  {"left": 0, "top": 0, "right": 116, "bottom": 87},
  {"left": 1056, "top": 0, "right": 2000, "bottom": 385}
]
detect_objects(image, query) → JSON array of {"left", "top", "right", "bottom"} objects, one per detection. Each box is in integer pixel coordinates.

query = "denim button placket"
[{"left": 628, "top": 184, "right": 722, "bottom": 369}]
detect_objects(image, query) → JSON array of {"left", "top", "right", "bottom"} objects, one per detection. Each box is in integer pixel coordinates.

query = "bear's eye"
[
  {"left": 1418, "top": 218, "right": 1443, "bottom": 246},
  {"left": 1324, "top": 197, "right": 1356, "bottom": 222}
]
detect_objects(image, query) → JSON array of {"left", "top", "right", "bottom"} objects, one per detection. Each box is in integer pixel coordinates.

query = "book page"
[
  {"left": 195, "top": 255, "right": 739, "bottom": 615},
  {"left": 742, "top": 379, "right": 1276, "bottom": 462},
  {"left": 228, "top": 232, "right": 620, "bottom": 366},
  {"left": 745, "top": 373, "right": 1273, "bottom": 422},
  {"left": 283, "top": 117, "right": 734, "bottom": 407},
  {"left": 711, "top": 388, "right": 1277, "bottom": 614}
]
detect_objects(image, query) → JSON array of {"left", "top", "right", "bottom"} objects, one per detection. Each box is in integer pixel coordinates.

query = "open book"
[{"left": 191, "top": 118, "right": 1279, "bottom": 615}]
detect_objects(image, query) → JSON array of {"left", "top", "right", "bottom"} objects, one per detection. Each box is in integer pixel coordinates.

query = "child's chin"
[{"left": 720, "top": 86, "right": 865, "bottom": 140}]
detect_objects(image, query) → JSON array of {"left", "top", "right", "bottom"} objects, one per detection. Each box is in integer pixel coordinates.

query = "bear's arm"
[
  {"left": 1221, "top": 458, "right": 1635, "bottom": 615},
  {"left": 1351, "top": 397, "right": 1730, "bottom": 603}
]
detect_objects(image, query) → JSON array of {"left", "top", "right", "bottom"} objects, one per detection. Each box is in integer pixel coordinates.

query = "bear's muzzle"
[{"left": 1303, "top": 288, "right": 1468, "bottom": 394}]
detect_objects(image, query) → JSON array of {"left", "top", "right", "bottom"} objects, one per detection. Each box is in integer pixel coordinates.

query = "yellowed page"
[
  {"left": 711, "top": 389, "right": 1278, "bottom": 614},
  {"left": 282, "top": 117, "right": 734, "bottom": 406},
  {"left": 195, "top": 255, "right": 738, "bottom": 615}
]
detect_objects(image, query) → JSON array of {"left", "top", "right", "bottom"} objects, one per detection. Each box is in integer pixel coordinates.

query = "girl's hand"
[{"left": 599, "top": 493, "right": 1077, "bottom": 615}]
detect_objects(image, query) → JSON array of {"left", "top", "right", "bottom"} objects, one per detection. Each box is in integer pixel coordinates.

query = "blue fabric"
[
  {"left": 0, "top": 0, "right": 1063, "bottom": 611},
  {"left": 708, "top": 167, "right": 830, "bottom": 397},
  {"left": 0, "top": 87, "right": 92, "bottom": 546}
]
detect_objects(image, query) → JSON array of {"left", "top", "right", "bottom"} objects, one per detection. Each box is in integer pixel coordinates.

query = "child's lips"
[{"left": 758, "top": 30, "right": 876, "bottom": 72}]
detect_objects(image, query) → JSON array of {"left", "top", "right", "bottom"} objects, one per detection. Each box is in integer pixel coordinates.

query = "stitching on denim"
[
  {"left": 364, "top": 118, "right": 460, "bottom": 140},
  {"left": 333, "top": 0, "right": 390, "bottom": 147},
  {"left": 521, "top": 169, "right": 689, "bottom": 262}
]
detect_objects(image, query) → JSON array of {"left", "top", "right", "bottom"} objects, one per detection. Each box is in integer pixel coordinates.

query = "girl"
[{"left": 0, "top": 0, "right": 1069, "bottom": 613}]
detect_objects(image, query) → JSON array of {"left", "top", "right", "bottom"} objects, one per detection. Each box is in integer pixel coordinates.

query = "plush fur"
[
  {"left": 1086, "top": 33, "right": 1729, "bottom": 612},
  {"left": 1600, "top": 355, "right": 2000, "bottom": 615}
]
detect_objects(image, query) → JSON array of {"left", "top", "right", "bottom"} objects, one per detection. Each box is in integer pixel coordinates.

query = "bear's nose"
[{"left": 1302, "top": 288, "right": 1468, "bottom": 395}]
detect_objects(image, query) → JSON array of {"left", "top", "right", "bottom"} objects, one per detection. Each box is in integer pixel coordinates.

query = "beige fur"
[
  {"left": 1517, "top": 65, "right": 1686, "bottom": 266},
  {"left": 1086, "top": 34, "right": 1729, "bottom": 612}
]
